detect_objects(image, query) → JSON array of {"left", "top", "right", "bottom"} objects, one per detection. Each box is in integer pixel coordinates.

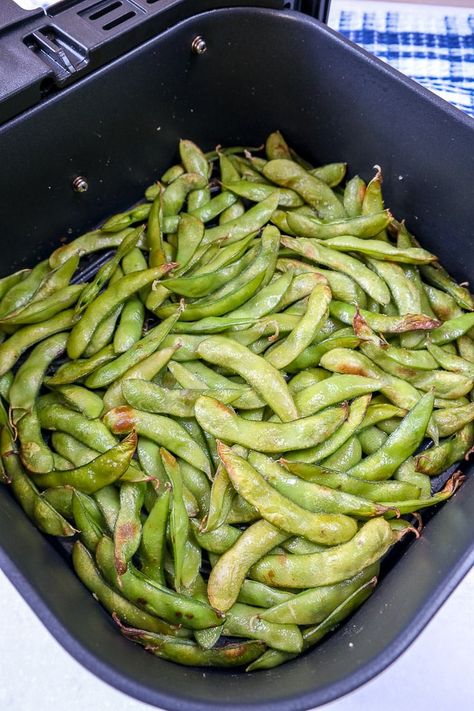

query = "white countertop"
[{"left": 1, "top": 566, "right": 473, "bottom": 711}]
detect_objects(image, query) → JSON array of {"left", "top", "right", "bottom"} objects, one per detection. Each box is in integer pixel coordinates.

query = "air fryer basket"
[{"left": 0, "top": 7, "right": 473, "bottom": 711}]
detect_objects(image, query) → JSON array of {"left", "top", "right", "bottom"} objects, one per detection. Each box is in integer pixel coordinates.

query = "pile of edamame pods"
[{"left": 1, "top": 131, "right": 473, "bottom": 671}]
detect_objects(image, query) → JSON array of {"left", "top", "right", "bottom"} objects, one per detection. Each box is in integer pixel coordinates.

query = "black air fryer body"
[{"left": 0, "top": 3, "right": 473, "bottom": 710}]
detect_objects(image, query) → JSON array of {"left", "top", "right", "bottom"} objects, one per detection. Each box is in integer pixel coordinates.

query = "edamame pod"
[
  {"left": 262, "top": 159, "right": 345, "bottom": 220},
  {"left": 218, "top": 442, "right": 357, "bottom": 545},
  {"left": 207, "top": 519, "right": 288, "bottom": 612},
  {"left": 95, "top": 536, "right": 222, "bottom": 629},
  {"left": 261, "top": 563, "right": 379, "bottom": 625},
  {"left": 72, "top": 541, "right": 184, "bottom": 636},
  {"left": 282, "top": 236, "right": 390, "bottom": 305},
  {"left": 249, "top": 518, "right": 400, "bottom": 588},
  {"left": 195, "top": 397, "right": 348, "bottom": 452},
  {"left": 103, "top": 406, "right": 211, "bottom": 476},
  {"left": 346, "top": 392, "right": 434, "bottom": 481},
  {"left": 197, "top": 336, "right": 297, "bottom": 421},
  {"left": 117, "top": 620, "right": 264, "bottom": 667},
  {"left": 33, "top": 432, "right": 138, "bottom": 493},
  {"left": 68, "top": 265, "right": 174, "bottom": 359},
  {"left": 248, "top": 451, "right": 389, "bottom": 517}
]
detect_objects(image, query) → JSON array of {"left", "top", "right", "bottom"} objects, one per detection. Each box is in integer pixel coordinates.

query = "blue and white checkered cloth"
[{"left": 329, "top": 1, "right": 474, "bottom": 117}]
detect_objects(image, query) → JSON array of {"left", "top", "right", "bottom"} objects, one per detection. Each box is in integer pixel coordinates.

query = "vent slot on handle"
[{"left": 79, "top": 0, "right": 144, "bottom": 31}]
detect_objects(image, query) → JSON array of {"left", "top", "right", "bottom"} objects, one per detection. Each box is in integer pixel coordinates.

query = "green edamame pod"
[
  {"left": 53, "top": 384, "right": 104, "bottom": 419},
  {"left": 358, "top": 426, "right": 388, "bottom": 455},
  {"left": 394, "top": 458, "right": 431, "bottom": 499},
  {"left": 286, "top": 394, "right": 371, "bottom": 464},
  {"left": 237, "top": 579, "right": 294, "bottom": 608},
  {"left": 320, "top": 348, "right": 420, "bottom": 410},
  {"left": 0, "top": 269, "right": 30, "bottom": 302},
  {"left": 0, "top": 284, "right": 84, "bottom": 326},
  {"left": 345, "top": 392, "right": 434, "bottom": 481},
  {"left": 320, "top": 235, "right": 435, "bottom": 264},
  {"left": 248, "top": 450, "right": 389, "bottom": 518},
  {"left": 197, "top": 336, "right": 297, "bottom": 422},
  {"left": 329, "top": 300, "right": 440, "bottom": 334},
  {"left": 343, "top": 175, "right": 366, "bottom": 217},
  {"left": 264, "top": 283, "right": 331, "bottom": 370},
  {"left": 139, "top": 487, "right": 170, "bottom": 585},
  {"left": 224, "top": 180, "right": 304, "bottom": 208},
  {"left": 68, "top": 264, "right": 174, "bottom": 359},
  {"left": 414, "top": 422, "right": 474, "bottom": 475},
  {"left": 160, "top": 450, "right": 188, "bottom": 592},
  {"left": 202, "top": 193, "right": 279, "bottom": 245},
  {"left": 162, "top": 173, "right": 208, "bottom": 217},
  {"left": 427, "top": 341, "right": 474, "bottom": 377},
  {"left": 262, "top": 159, "right": 345, "bottom": 220},
  {"left": 49, "top": 229, "right": 147, "bottom": 268},
  {"left": 0, "top": 427, "right": 76, "bottom": 537},
  {"left": 322, "top": 435, "right": 363, "bottom": 471},
  {"left": 383, "top": 473, "right": 461, "bottom": 516},
  {"left": 83, "top": 304, "right": 122, "bottom": 358},
  {"left": 72, "top": 541, "right": 185, "bottom": 636},
  {"left": 76, "top": 228, "right": 141, "bottom": 313},
  {"left": 222, "top": 602, "right": 303, "bottom": 653},
  {"left": 103, "top": 345, "right": 178, "bottom": 411},
  {"left": 156, "top": 271, "right": 265, "bottom": 322},
  {"left": 117, "top": 620, "right": 264, "bottom": 667},
  {"left": 85, "top": 310, "right": 182, "bottom": 388},
  {"left": 45, "top": 344, "right": 116, "bottom": 386},
  {"left": 219, "top": 200, "right": 246, "bottom": 224},
  {"left": 420, "top": 263, "right": 474, "bottom": 311},
  {"left": 282, "top": 236, "right": 390, "bottom": 305},
  {"left": 0, "top": 309, "right": 77, "bottom": 377},
  {"left": 261, "top": 563, "right": 379, "bottom": 625},
  {"left": 191, "top": 520, "right": 242, "bottom": 554},
  {"left": 103, "top": 406, "right": 211, "bottom": 476},
  {"left": 247, "top": 577, "right": 377, "bottom": 670},
  {"left": 218, "top": 442, "right": 357, "bottom": 545},
  {"left": 265, "top": 131, "right": 292, "bottom": 160},
  {"left": 309, "top": 162, "right": 347, "bottom": 187},
  {"left": 9, "top": 332, "right": 68, "bottom": 473},
  {"left": 122, "top": 380, "right": 242, "bottom": 418},
  {"left": 249, "top": 517, "right": 400, "bottom": 588},
  {"left": 207, "top": 519, "right": 288, "bottom": 612},
  {"left": 201, "top": 462, "right": 234, "bottom": 532},
  {"left": 190, "top": 191, "right": 238, "bottom": 223},
  {"left": 113, "top": 297, "right": 145, "bottom": 353},
  {"left": 51, "top": 432, "right": 98, "bottom": 467},
  {"left": 283, "top": 460, "right": 421, "bottom": 501},
  {"left": 42, "top": 486, "right": 74, "bottom": 518},
  {"left": 33, "top": 432, "right": 138, "bottom": 494},
  {"left": 196, "top": 397, "right": 348, "bottom": 452},
  {"left": 95, "top": 536, "right": 223, "bottom": 629},
  {"left": 287, "top": 210, "right": 391, "bottom": 240},
  {"left": 72, "top": 490, "right": 107, "bottom": 551},
  {"left": 101, "top": 204, "right": 150, "bottom": 232},
  {"left": 429, "top": 313, "right": 474, "bottom": 345},
  {"left": 94, "top": 485, "right": 120, "bottom": 532},
  {"left": 294, "top": 374, "right": 383, "bottom": 418},
  {"left": 114, "top": 480, "right": 146, "bottom": 575},
  {"left": 0, "top": 260, "right": 50, "bottom": 318}
]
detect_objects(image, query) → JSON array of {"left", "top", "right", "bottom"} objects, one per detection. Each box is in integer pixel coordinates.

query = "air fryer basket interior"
[{"left": 0, "top": 7, "right": 473, "bottom": 711}]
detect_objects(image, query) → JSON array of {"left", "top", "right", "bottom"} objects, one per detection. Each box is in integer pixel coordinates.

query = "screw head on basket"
[
  {"left": 191, "top": 36, "right": 207, "bottom": 55},
  {"left": 72, "top": 176, "right": 88, "bottom": 193}
]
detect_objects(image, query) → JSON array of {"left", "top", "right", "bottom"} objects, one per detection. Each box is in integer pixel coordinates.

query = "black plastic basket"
[{"left": 1, "top": 3, "right": 473, "bottom": 710}]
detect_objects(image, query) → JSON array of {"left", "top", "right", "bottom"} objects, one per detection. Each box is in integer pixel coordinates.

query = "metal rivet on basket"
[
  {"left": 72, "top": 176, "right": 88, "bottom": 193},
  {"left": 191, "top": 36, "right": 207, "bottom": 55}
]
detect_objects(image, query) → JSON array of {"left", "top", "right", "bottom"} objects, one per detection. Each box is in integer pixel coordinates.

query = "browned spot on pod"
[{"left": 103, "top": 406, "right": 136, "bottom": 433}]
